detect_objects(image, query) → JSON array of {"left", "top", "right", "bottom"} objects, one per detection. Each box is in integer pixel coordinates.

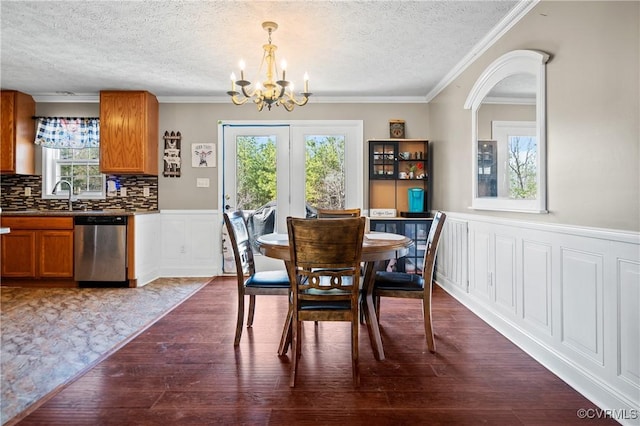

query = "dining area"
[
  {"left": 15, "top": 222, "right": 613, "bottom": 424},
  {"left": 224, "top": 208, "right": 447, "bottom": 387}
]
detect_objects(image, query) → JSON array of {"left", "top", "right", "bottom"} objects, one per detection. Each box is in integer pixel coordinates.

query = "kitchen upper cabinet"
[
  {"left": 100, "top": 91, "right": 159, "bottom": 175},
  {"left": 1, "top": 217, "right": 74, "bottom": 280},
  {"left": 1, "top": 90, "right": 35, "bottom": 175}
]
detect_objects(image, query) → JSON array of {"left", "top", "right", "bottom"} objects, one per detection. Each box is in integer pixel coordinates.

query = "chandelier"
[{"left": 227, "top": 21, "right": 311, "bottom": 112}]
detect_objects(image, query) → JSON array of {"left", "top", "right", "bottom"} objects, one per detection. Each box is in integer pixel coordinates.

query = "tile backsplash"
[{"left": 0, "top": 175, "right": 158, "bottom": 211}]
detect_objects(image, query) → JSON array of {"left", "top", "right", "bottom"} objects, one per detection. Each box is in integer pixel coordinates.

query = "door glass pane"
[
  {"left": 305, "top": 135, "right": 345, "bottom": 210},
  {"left": 236, "top": 135, "right": 277, "bottom": 211},
  {"left": 236, "top": 135, "right": 278, "bottom": 252}
]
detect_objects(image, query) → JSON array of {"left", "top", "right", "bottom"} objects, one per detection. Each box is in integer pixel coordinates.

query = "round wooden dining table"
[{"left": 257, "top": 231, "right": 413, "bottom": 361}]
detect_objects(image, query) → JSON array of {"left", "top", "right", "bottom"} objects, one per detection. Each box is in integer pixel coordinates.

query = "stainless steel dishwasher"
[{"left": 74, "top": 215, "right": 128, "bottom": 283}]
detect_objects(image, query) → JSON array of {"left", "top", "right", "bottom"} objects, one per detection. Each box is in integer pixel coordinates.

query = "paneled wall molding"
[
  {"left": 133, "top": 213, "right": 161, "bottom": 287},
  {"left": 446, "top": 212, "right": 640, "bottom": 244},
  {"left": 159, "top": 210, "right": 221, "bottom": 278},
  {"left": 435, "top": 212, "right": 639, "bottom": 423}
]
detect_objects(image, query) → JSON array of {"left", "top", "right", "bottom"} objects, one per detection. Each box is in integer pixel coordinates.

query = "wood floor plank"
[{"left": 14, "top": 278, "right": 617, "bottom": 425}]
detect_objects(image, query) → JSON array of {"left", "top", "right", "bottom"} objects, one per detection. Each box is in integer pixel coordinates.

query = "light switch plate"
[
  {"left": 120, "top": 187, "right": 127, "bottom": 197},
  {"left": 25, "top": 187, "right": 31, "bottom": 196},
  {"left": 143, "top": 187, "right": 150, "bottom": 197},
  {"left": 196, "top": 178, "right": 210, "bottom": 188}
]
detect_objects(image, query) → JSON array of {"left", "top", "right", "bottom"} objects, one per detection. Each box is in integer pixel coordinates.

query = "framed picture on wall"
[{"left": 192, "top": 143, "right": 216, "bottom": 167}]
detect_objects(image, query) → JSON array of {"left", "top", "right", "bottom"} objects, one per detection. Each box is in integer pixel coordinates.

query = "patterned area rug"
[{"left": 0, "top": 277, "right": 210, "bottom": 424}]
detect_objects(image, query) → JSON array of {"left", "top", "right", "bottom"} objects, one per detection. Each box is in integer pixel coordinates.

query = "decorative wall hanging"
[
  {"left": 192, "top": 143, "right": 216, "bottom": 168},
  {"left": 389, "top": 119, "right": 405, "bottom": 139},
  {"left": 163, "top": 131, "right": 182, "bottom": 177}
]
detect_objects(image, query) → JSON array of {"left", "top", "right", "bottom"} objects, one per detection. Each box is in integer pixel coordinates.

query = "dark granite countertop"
[{"left": 0, "top": 209, "right": 159, "bottom": 217}]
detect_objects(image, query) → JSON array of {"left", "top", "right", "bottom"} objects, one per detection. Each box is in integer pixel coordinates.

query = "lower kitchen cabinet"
[
  {"left": 370, "top": 218, "right": 433, "bottom": 274},
  {"left": 0, "top": 217, "right": 74, "bottom": 279}
]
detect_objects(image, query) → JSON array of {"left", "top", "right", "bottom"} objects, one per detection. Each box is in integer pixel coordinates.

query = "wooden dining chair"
[
  {"left": 223, "top": 211, "right": 291, "bottom": 351},
  {"left": 316, "top": 208, "right": 361, "bottom": 218},
  {"left": 286, "top": 216, "right": 366, "bottom": 387},
  {"left": 315, "top": 208, "right": 363, "bottom": 274},
  {"left": 373, "top": 211, "right": 446, "bottom": 353}
]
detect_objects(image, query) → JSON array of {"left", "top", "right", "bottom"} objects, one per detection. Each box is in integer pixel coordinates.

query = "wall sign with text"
[{"left": 192, "top": 143, "right": 216, "bottom": 167}]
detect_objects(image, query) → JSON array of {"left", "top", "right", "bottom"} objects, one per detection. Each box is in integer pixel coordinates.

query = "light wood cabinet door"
[
  {"left": 99, "top": 91, "right": 158, "bottom": 175},
  {"left": 1, "top": 217, "right": 74, "bottom": 280},
  {"left": 1, "top": 90, "right": 35, "bottom": 175},
  {"left": 1, "top": 231, "right": 37, "bottom": 277},
  {"left": 39, "top": 230, "right": 74, "bottom": 278}
]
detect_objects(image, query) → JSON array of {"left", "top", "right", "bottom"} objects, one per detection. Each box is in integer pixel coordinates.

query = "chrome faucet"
[{"left": 52, "top": 180, "right": 74, "bottom": 211}]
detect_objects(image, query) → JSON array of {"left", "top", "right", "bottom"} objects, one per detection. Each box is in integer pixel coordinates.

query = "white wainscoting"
[
  {"left": 132, "top": 213, "right": 161, "bottom": 286},
  {"left": 435, "top": 212, "right": 640, "bottom": 423},
  {"left": 159, "top": 210, "right": 221, "bottom": 278}
]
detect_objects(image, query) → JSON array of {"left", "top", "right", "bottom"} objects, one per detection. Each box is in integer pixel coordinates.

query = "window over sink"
[
  {"left": 35, "top": 117, "right": 105, "bottom": 200},
  {"left": 41, "top": 147, "right": 105, "bottom": 199}
]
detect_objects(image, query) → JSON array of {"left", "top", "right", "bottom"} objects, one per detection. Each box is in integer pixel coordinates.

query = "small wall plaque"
[
  {"left": 389, "top": 119, "right": 405, "bottom": 139},
  {"left": 192, "top": 143, "right": 216, "bottom": 168}
]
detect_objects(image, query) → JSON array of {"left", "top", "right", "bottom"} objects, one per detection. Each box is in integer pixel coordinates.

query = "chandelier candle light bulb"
[{"left": 227, "top": 21, "right": 312, "bottom": 111}]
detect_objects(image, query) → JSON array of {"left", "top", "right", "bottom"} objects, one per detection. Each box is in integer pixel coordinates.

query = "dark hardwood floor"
[{"left": 15, "top": 277, "right": 615, "bottom": 425}]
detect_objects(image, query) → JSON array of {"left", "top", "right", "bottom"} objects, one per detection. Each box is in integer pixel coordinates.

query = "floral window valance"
[{"left": 35, "top": 117, "right": 100, "bottom": 149}]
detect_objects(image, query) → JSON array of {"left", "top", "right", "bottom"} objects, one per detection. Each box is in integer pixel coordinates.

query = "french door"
[{"left": 220, "top": 121, "right": 363, "bottom": 271}]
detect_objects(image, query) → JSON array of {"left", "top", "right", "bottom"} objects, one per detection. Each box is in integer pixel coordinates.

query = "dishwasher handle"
[{"left": 74, "top": 215, "right": 127, "bottom": 225}]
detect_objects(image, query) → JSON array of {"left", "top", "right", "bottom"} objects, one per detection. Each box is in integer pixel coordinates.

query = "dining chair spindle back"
[{"left": 286, "top": 216, "right": 366, "bottom": 387}]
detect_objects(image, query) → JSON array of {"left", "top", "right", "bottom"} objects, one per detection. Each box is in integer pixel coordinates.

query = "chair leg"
[
  {"left": 290, "top": 319, "right": 301, "bottom": 387},
  {"left": 247, "top": 295, "right": 256, "bottom": 327},
  {"left": 423, "top": 281, "right": 436, "bottom": 353},
  {"left": 234, "top": 293, "right": 245, "bottom": 346},
  {"left": 352, "top": 316, "right": 360, "bottom": 387},
  {"left": 278, "top": 305, "right": 293, "bottom": 356},
  {"left": 375, "top": 295, "right": 381, "bottom": 324}
]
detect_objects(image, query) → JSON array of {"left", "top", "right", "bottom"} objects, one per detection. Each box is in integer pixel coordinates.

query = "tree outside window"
[
  {"left": 305, "top": 135, "right": 345, "bottom": 210},
  {"left": 508, "top": 136, "right": 537, "bottom": 199},
  {"left": 235, "top": 135, "right": 346, "bottom": 211}
]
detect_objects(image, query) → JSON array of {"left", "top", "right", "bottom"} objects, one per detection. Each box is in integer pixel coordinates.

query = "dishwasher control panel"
[{"left": 74, "top": 215, "right": 127, "bottom": 226}]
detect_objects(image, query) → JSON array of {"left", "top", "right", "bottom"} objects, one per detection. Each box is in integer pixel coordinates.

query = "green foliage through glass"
[{"left": 305, "top": 135, "right": 345, "bottom": 209}]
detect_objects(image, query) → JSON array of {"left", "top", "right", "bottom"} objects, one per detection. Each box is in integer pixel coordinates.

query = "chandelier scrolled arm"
[{"left": 227, "top": 21, "right": 311, "bottom": 111}]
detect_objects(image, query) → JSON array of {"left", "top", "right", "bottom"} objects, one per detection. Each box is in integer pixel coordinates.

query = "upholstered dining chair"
[
  {"left": 223, "top": 211, "right": 291, "bottom": 351},
  {"left": 316, "top": 208, "right": 361, "bottom": 218},
  {"left": 373, "top": 211, "right": 446, "bottom": 353},
  {"left": 286, "top": 216, "right": 366, "bottom": 387}
]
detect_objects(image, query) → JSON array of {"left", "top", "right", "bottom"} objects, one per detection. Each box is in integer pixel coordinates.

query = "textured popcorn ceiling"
[{"left": 0, "top": 1, "right": 529, "bottom": 102}]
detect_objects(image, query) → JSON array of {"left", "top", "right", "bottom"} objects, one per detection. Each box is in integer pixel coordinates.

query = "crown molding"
[
  {"left": 34, "top": 94, "right": 429, "bottom": 104},
  {"left": 33, "top": 94, "right": 99, "bottom": 103},
  {"left": 424, "top": 0, "right": 539, "bottom": 103}
]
